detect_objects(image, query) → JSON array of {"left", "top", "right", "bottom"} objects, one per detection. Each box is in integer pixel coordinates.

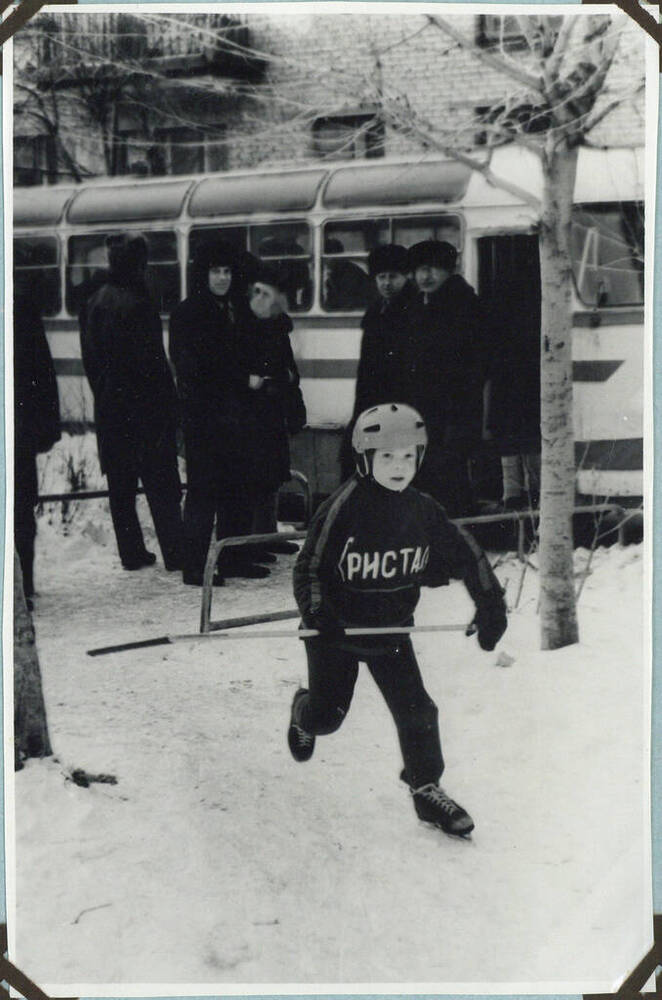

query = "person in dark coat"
[
  {"left": 237, "top": 262, "right": 304, "bottom": 542},
  {"left": 340, "top": 244, "right": 416, "bottom": 479},
  {"left": 403, "top": 240, "right": 487, "bottom": 517},
  {"left": 485, "top": 272, "right": 541, "bottom": 509},
  {"left": 169, "top": 240, "right": 270, "bottom": 585},
  {"left": 14, "top": 278, "right": 61, "bottom": 605},
  {"left": 81, "top": 232, "right": 182, "bottom": 572}
]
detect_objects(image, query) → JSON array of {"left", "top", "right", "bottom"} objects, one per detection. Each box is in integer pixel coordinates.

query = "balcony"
[{"left": 34, "top": 13, "right": 266, "bottom": 87}]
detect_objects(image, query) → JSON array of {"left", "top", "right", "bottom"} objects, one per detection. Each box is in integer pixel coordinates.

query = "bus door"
[{"left": 476, "top": 233, "right": 542, "bottom": 503}]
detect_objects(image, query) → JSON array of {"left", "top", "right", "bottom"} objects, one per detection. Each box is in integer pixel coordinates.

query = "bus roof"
[
  {"left": 188, "top": 168, "right": 327, "bottom": 217},
  {"left": 463, "top": 145, "right": 645, "bottom": 207},
  {"left": 13, "top": 145, "right": 644, "bottom": 230},
  {"left": 322, "top": 160, "right": 472, "bottom": 209},
  {"left": 14, "top": 186, "right": 77, "bottom": 226},
  {"left": 67, "top": 179, "right": 194, "bottom": 224}
]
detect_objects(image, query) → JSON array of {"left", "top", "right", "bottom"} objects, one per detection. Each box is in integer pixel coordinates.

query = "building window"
[
  {"left": 474, "top": 104, "right": 552, "bottom": 146},
  {"left": 311, "top": 114, "right": 384, "bottom": 161},
  {"left": 14, "top": 134, "right": 57, "bottom": 186},
  {"left": 115, "top": 130, "right": 146, "bottom": 176},
  {"left": 476, "top": 14, "right": 562, "bottom": 51},
  {"left": 151, "top": 125, "right": 227, "bottom": 176}
]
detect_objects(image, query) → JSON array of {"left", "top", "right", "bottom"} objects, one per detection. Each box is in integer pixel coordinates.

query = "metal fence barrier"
[{"left": 199, "top": 502, "right": 630, "bottom": 635}]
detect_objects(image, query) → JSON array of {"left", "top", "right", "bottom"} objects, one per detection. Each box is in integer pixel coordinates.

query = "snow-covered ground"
[{"left": 8, "top": 451, "right": 653, "bottom": 995}]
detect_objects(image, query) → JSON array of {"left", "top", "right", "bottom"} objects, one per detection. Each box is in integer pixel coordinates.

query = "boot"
[
  {"left": 410, "top": 782, "right": 474, "bottom": 837},
  {"left": 122, "top": 550, "right": 157, "bottom": 571},
  {"left": 219, "top": 552, "right": 271, "bottom": 579}
]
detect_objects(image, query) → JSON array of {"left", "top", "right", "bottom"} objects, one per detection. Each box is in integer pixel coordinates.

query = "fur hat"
[
  {"left": 193, "top": 238, "right": 237, "bottom": 272},
  {"left": 251, "top": 260, "right": 289, "bottom": 295},
  {"left": 407, "top": 239, "right": 458, "bottom": 273},
  {"left": 106, "top": 232, "right": 148, "bottom": 275},
  {"left": 368, "top": 244, "right": 408, "bottom": 277}
]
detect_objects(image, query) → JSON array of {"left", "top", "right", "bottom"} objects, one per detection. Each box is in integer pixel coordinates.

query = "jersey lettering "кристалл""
[{"left": 338, "top": 536, "right": 430, "bottom": 583}]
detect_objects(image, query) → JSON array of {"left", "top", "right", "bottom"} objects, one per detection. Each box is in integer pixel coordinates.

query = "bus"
[{"left": 12, "top": 144, "right": 645, "bottom": 505}]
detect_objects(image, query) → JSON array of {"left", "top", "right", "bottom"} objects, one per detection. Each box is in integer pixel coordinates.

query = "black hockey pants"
[{"left": 299, "top": 637, "right": 444, "bottom": 789}]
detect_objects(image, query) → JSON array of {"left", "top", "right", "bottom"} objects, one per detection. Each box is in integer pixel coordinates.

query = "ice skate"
[
  {"left": 287, "top": 688, "right": 315, "bottom": 762},
  {"left": 410, "top": 782, "right": 474, "bottom": 837}
]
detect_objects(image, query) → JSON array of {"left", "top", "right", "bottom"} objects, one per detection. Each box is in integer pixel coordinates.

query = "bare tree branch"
[
  {"left": 381, "top": 99, "right": 542, "bottom": 208},
  {"left": 427, "top": 14, "right": 543, "bottom": 93},
  {"left": 545, "top": 15, "right": 579, "bottom": 83}
]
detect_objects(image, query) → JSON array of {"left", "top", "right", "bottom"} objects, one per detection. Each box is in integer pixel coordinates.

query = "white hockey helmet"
[{"left": 352, "top": 403, "right": 428, "bottom": 477}]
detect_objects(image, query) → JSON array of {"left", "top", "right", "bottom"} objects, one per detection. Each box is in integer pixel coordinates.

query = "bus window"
[
  {"left": 392, "top": 214, "right": 462, "bottom": 251},
  {"left": 67, "top": 231, "right": 181, "bottom": 315},
  {"left": 14, "top": 236, "right": 61, "bottom": 316},
  {"left": 571, "top": 203, "right": 644, "bottom": 308},
  {"left": 250, "top": 222, "right": 312, "bottom": 313},
  {"left": 189, "top": 225, "right": 248, "bottom": 262},
  {"left": 321, "top": 219, "right": 387, "bottom": 311},
  {"left": 66, "top": 234, "right": 108, "bottom": 315},
  {"left": 143, "top": 231, "right": 180, "bottom": 314}
]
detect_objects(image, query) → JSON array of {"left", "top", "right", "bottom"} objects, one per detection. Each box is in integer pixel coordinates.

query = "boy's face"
[
  {"left": 208, "top": 265, "right": 232, "bottom": 297},
  {"left": 372, "top": 447, "right": 417, "bottom": 492},
  {"left": 375, "top": 270, "right": 406, "bottom": 302},
  {"left": 250, "top": 282, "right": 284, "bottom": 319},
  {"left": 414, "top": 264, "right": 448, "bottom": 295}
]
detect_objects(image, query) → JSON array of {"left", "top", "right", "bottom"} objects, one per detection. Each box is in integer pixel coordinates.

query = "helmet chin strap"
[{"left": 354, "top": 451, "right": 372, "bottom": 477}]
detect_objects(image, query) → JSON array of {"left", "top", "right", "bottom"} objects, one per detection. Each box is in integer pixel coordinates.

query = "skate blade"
[{"left": 420, "top": 819, "right": 474, "bottom": 840}]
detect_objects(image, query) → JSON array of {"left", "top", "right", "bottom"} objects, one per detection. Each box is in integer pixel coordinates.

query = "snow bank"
[{"left": 9, "top": 482, "right": 651, "bottom": 995}]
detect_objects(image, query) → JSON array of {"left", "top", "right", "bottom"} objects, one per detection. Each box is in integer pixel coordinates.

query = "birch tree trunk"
[
  {"left": 14, "top": 552, "right": 53, "bottom": 768},
  {"left": 538, "top": 140, "right": 580, "bottom": 649}
]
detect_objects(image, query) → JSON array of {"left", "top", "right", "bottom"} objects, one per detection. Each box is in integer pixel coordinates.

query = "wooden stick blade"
[{"left": 87, "top": 636, "right": 172, "bottom": 656}]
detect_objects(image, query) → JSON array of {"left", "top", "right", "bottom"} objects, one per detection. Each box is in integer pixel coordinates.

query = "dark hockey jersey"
[{"left": 293, "top": 475, "right": 504, "bottom": 630}]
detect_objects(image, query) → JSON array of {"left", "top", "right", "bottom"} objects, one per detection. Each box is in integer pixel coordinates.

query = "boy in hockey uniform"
[{"left": 289, "top": 403, "right": 507, "bottom": 837}]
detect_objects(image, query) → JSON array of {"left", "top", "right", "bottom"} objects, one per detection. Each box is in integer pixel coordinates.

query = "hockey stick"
[
  {"left": 87, "top": 622, "right": 475, "bottom": 656},
  {"left": 87, "top": 608, "right": 301, "bottom": 656}
]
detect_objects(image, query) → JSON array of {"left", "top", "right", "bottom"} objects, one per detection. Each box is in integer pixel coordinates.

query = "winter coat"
[
  {"left": 485, "top": 277, "right": 541, "bottom": 455},
  {"left": 169, "top": 289, "right": 251, "bottom": 492},
  {"left": 293, "top": 474, "right": 505, "bottom": 650},
  {"left": 236, "top": 311, "right": 300, "bottom": 493},
  {"left": 338, "top": 282, "right": 416, "bottom": 480},
  {"left": 14, "top": 289, "right": 61, "bottom": 463},
  {"left": 81, "top": 270, "right": 178, "bottom": 475},
  {"left": 353, "top": 282, "right": 417, "bottom": 417},
  {"left": 402, "top": 275, "right": 487, "bottom": 451}
]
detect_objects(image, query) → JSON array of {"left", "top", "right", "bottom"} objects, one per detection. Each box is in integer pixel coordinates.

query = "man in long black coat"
[
  {"left": 404, "top": 240, "right": 487, "bottom": 517},
  {"left": 14, "top": 280, "right": 61, "bottom": 603},
  {"left": 81, "top": 232, "right": 182, "bottom": 571},
  {"left": 339, "top": 244, "right": 415, "bottom": 479},
  {"left": 169, "top": 240, "right": 271, "bottom": 585}
]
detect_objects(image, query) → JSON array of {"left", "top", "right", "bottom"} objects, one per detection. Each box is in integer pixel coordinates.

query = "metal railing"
[
  {"left": 199, "top": 501, "right": 630, "bottom": 635},
  {"left": 37, "top": 468, "right": 312, "bottom": 525}
]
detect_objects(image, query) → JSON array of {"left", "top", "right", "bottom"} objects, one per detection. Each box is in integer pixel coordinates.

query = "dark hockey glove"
[
  {"left": 303, "top": 609, "right": 346, "bottom": 640},
  {"left": 473, "top": 600, "right": 507, "bottom": 652}
]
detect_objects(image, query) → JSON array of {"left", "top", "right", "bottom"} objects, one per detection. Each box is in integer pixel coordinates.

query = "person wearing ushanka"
[
  {"left": 169, "top": 239, "right": 270, "bottom": 586},
  {"left": 236, "top": 261, "right": 306, "bottom": 548},
  {"left": 404, "top": 239, "right": 488, "bottom": 517},
  {"left": 288, "top": 403, "right": 507, "bottom": 838},
  {"left": 339, "top": 244, "right": 416, "bottom": 480}
]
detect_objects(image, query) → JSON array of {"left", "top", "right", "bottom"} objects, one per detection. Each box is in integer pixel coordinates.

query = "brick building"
[{"left": 13, "top": 10, "right": 645, "bottom": 185}]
